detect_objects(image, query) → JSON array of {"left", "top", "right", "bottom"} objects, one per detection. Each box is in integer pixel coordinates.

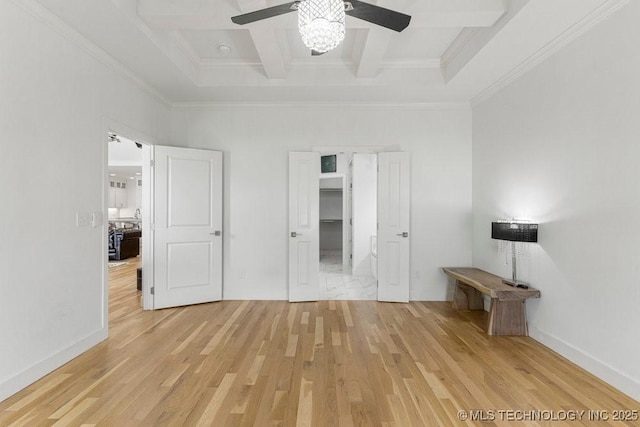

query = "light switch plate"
[
  {"left": 91, "top": 212, "right": 103, "bottom": 228},
  {"left": 76, "top": 212, "right": 91, "bottom": 227}
]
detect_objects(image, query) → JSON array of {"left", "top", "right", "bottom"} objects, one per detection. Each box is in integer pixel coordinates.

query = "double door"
[{"left": 288, "top": 152, "right": 411, "bottom": 302}]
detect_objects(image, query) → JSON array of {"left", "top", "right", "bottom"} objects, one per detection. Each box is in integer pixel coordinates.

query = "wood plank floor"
[{"left": 1, "top": 259, "right": 638, "bottom": 426}]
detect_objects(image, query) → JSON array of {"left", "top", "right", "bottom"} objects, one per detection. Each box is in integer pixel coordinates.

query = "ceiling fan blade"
[
  {"left": 311, "top": 50, "right": 326, "bottom": 56},
  {"left": 231, "top": 1, "right": 299, "bottom": 25},
  {"left": 345, "top": 0, "right": 411, "bottom": 32}
]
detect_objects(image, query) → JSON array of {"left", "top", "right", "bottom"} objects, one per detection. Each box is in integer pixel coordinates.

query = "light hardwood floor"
[{"left": 1, "top": 259, "right": 638, "bottom": 426}]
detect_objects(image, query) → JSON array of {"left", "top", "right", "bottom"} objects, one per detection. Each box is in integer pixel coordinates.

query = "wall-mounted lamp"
[{"left": 491, "top": 221, "right": 538, "bottom": 288}]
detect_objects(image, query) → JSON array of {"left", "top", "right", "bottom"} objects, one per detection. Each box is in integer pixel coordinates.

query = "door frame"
[
  {"left": 305, "top": 145, "right": 408, "bottom": 302},
  {"left": 104, "top": 120, "right": 157, "bottom": 320},
  {"left": 140, "top": 144, "right": 153, "bottom": 310}
]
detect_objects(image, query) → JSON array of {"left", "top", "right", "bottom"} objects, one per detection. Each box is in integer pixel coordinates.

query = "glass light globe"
[{"left": 298, "top": 0, "right": 346, "bottom": 53}]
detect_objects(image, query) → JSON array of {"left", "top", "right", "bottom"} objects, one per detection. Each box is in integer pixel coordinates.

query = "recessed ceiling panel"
[{"left": 384, "top": 28, "right": 463, "bottom": 61}]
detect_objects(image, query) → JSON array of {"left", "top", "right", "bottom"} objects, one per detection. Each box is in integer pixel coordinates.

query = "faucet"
[{"left": 135, "top": 208, "right": 141, "bottom": 219}]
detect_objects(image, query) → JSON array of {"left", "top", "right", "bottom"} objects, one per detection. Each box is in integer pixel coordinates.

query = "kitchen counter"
[{"left": 109, "top": 218, "right": 141, "bottom": 229}]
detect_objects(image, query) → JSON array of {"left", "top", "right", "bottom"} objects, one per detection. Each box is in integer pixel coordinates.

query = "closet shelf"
[{"left": 320, "top": 219, "right": 343, "bottom": 223}]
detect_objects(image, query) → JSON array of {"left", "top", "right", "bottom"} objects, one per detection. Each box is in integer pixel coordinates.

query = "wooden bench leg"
[
  {"left": 452, "top": 281, "right": 484, "bottom": 310},
  {"left": 487, "top": 299, "right": 528, "bottom": 336}
]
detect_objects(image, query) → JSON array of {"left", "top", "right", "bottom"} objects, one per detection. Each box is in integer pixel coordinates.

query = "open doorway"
[
  {"left": 107, "top": 133, "right": 144, "bottom": 306},
  {"left": 106, "top": 138, "right": 224, "bottom": 311},
  {"left": 319, "top": 176, "right": 345, "bottom": 261},
  {"left": 289, "top": 149, "right": 410, "bottom": 303},
  {"left": 318, "top": 153, "right": 378, "bottom": 300}
]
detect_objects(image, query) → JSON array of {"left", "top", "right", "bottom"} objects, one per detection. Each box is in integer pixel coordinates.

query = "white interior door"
[
  {"left": 152, "top": 145, "right": 223, "bottom": 309},
  {"left": 377, "top": 152, "right": 411, "bottom": 303},
  {"left": 289, "top": 152, "right": 320, "bottom": 302}
]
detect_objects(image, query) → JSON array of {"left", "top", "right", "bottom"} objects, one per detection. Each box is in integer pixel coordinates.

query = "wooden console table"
[{"left": 442, "top": 267, "right": 540, "bottom": 336}]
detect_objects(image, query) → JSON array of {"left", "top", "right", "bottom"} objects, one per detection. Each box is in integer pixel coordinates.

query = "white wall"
[
  {"left": 319, "top": 190, "right": 343, "bottom": 220},
  {"left": 319, "top": 190, "right": 343, "bottom": 250},
  {"left": 0, "top": 1, "right": 170, "bottom": 401},
  {"left": 171, "top": 105, "right": 472, "bottom": 300},
  {"left": 472, "top": 2, "right": 640, "bottom": 400},
  {"left": 319, "top": 222, "right": 343, "bottom": 251},
  {"left": 352, "top": 154, "right": 377, "bottom": 276}
]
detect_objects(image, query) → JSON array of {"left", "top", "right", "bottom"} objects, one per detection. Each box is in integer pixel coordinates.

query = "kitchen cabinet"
[{"left": 109, "top": 180, "right": 128, "bottom": 208}]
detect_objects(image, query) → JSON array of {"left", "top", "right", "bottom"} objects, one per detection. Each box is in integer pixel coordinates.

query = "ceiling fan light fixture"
[{"left": 298, "top": 0, "right": 345, "bottom": 53}]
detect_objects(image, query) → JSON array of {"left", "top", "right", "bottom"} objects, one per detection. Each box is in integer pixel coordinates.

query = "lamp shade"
[{"left": 491, "top": 222, "right": 538, "bottom": 242}]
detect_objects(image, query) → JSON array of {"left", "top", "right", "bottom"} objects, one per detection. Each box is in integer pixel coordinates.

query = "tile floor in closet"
[{"left": 319, "top": 249, "right": 377, "bottom": 300}]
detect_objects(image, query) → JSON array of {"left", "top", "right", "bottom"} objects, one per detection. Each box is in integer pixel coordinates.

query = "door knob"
[
  {"left": 291, "top": 232, "right": 303, "bottom": 237},
  {"left": 210, "top": 230, "right": 221, "bottom": 236},
  {"left": 397, "top": 232, "right": 409, "bottom": 238}
]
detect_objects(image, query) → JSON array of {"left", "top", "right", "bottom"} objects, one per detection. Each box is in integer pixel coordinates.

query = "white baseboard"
[
  {"left": 0, "top": 328, "right": 107, "bottom": 403},
  {"left": 529, "top": 326, "right": 640, "bottom": 402}
]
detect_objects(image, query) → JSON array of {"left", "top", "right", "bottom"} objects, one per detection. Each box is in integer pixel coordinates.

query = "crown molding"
[
  {"left": 9, "top": 0, "right": 172, "bottom": 107},
  {"left": 171, "top": 101, "right": 470, "bottom": 110},
  {"left": 381, "top": 59, "right": 442, "bottom": 70},
  {"left": 471, "top": 0, "right": 630, "bottom": 107},
  {"left": 198, "top": 59, "right": 265, "bottom": 69}
]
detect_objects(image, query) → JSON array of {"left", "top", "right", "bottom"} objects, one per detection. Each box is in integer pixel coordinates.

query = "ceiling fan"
[{"left": 231, "top": 0, "right": 411, "bottom": 54}]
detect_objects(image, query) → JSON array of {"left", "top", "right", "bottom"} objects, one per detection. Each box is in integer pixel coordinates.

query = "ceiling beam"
[
  {"left": 442, "top": 0, "right": 526, "bottom": 83},
  {"left": 236, "top": 0, "right": 289, "bottom": 78},
  {"left": 353, "top": 29, "right": 394, "bottom": 78},
  {"left": 247, "top": 28, "right": 289, "bottom": 78},
  {"left": 352, "top": 0, "right": 407, "bottom": 78}
]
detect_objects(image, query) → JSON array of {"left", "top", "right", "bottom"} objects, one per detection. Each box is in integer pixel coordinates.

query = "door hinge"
[
  {"left": 150, "top": 223, "right": 155, "bottom": 230},
  {"left": 150, "top": 160, "right": 155, "bottom": 167},
  {"left": 350, "top": 218, "right": 352, "bottom": 225},
  {"left": 350, "top": 254, "right": 352, "bottom": 259},
  {"left": 150, "top": 286, "right": 155, "bottom": 295}
]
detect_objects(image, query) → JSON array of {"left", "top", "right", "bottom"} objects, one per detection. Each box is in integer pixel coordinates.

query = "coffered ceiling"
[{"left": 31, "top": 0, "right": 626, "bottom": 105}]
